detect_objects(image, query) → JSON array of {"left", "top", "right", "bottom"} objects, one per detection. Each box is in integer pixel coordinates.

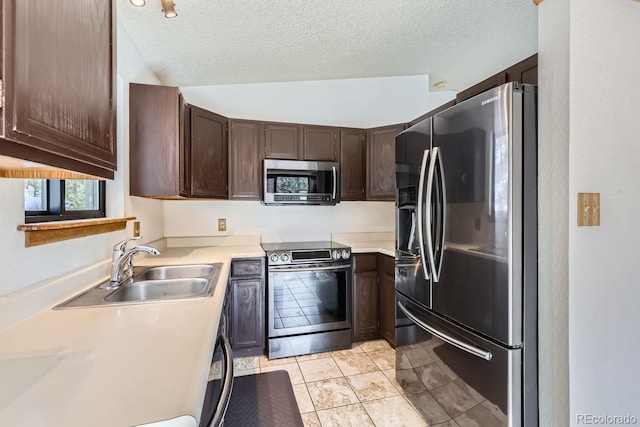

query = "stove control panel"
[{"left": 267, "top": 248, "right": 351, "bottom": 266}]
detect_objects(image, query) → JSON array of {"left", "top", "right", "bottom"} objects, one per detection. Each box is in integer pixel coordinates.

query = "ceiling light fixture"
[
  {"left": 434, "top": 81, "right": 448, "bottom": 89},
  {"left": 130, "top": 0, "right": 146, "bottom": 6},
  {"left": 160, "top": 0, "right": 177, "bottom": 18}
]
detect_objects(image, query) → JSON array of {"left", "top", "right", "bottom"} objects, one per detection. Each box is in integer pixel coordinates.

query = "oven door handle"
[
  {"left": 269, "top": 264, "right": 351, "bottom": 273},
  {"left": 208, "top": 335, "right": 234, "bottom": 427}
]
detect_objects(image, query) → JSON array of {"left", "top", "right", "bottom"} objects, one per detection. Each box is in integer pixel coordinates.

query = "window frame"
[{"left": 25, "top": 179, "right": 106, "bottom": 223}]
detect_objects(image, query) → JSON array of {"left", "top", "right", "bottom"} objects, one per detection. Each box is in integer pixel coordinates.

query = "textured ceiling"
[{"left": 117, "top": 0, "right": 538, "bottom": 91}]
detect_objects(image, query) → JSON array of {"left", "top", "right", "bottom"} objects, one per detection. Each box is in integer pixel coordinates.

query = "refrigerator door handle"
[
  {"left": 398, "top": 301, "right": 493, "bottom": 361},
  {"left": 417, "top": 149, "right": 431, "bottom": 280},
  {"left": 424, "top": 147, "right": 438, "bottom": 281},
  {"left": 433, "top": 148, "right": 446, "bottom": 282}
]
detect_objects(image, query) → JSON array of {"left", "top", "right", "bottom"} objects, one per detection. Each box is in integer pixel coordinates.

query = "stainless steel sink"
[
  {"left": 135, "top": 264, "right": 215, "bottom": 281},
  {"left": 104, "top": 278, "right": 209, "bottom": 302},
  {"left": 55, "top": 263, "right": 222, "bottom": 309}
]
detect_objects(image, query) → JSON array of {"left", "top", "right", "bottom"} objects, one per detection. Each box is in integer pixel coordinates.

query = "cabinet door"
[
  {"left": 340, "top": 129, "right": 366, "bottom": 200},
  {"left": 129, "top": 83, "right": 182, "bottom": 197},
  {"left": 229, "top": 120, "right": 263, "bottom": 200},
  {"left": 366, "top": 125, "right": 403, "bottom": 200},
  {"left": 377, "top": 255, "right": 395, "bottom": 346},
  {"left": 353, "top": 271, "right": 379, "bottom": 341},
  {"left": 505, "top": 54, "right": 538, "bottom": 86},
  {"left": 303, "top": 126, "right": 338, "bottom": 161},
  {"left": 1, "top": 0, "right": 116, "bottom": 178},
  {"left": 230, "top": 278, "right": 264, "bottom": 350},
  {"left": 190, "top": 106, "right": 228, "bottom": 198},
  {"left": 456, "top": 73, "right": 506, "bottom": 104},
  {"left": 265, "top": 123, "right": 302, "bottom": 159}
]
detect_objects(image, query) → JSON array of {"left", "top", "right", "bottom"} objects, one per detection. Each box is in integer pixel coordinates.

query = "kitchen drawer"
[
  {"left": 231, "top": 258, "right": 264, "bottom": 278},
  {"left": 353, "top": 254, "right": 377, "bottom": 273}
]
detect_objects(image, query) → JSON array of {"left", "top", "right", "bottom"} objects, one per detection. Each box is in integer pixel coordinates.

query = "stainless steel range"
[{"left": 262, "top": 241, "right": 352, "bottom": 359}]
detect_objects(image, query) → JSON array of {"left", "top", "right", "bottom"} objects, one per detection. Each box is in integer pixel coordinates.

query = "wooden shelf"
[{"left": 18, "top": 217, "right": 136, "bottom": 247}]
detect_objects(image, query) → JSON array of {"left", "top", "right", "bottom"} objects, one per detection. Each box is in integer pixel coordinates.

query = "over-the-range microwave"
[{"left": 263, "top": 159, "right": 340, "bottom": 205}]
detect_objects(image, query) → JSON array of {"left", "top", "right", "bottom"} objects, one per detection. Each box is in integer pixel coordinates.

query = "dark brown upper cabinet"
[
  {"left": 366, "top": 124, "right": 404, "bottom": 201},
  {"left": 0, "top": 0, "right": 116, "bottom": 179},
  {"left": 457, "top": 53, "right": 537, "bottom": 104},
  {"left": 189, "top": 106, "right": 228, "bottom": 198},
  {"left": 129, "top": 84, "right": 228, "bottom": 199},
  {"left": 303, "top": 126, "right": 339, "bottom": 161},
  {"left": 505, "top": 54, "right": 538, "bottom": 86},
  {"left": 130, "top": 83, "right": 189, "bottom": 198},
  {"left": 264, "top": 123, "right": 302, "bottom": 160},
  {"left": 229, "top": 119, "right": 264, "bottom": 200},
  {"left": 340, "top": 128, "right": 366, "bottom": 201}
]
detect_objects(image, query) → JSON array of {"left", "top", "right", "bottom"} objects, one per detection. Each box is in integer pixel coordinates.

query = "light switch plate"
[
  {"left": 133, "top": 221, "right": 141, "bottom": 237},
  {"left": 577, "top": 193, "right": 600, "bottom": 226},
  {"left": 218, "top": 218, "right": 227, "bottom": 232}
]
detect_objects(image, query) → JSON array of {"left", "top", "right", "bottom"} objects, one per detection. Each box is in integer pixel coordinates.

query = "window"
[{"left": 24, "top": 179, "right": 106, "bottom": 223}]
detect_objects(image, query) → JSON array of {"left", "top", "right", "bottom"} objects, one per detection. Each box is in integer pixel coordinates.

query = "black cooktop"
[{"left": 261, "top": 241, "right": 349, "bottom": 252}]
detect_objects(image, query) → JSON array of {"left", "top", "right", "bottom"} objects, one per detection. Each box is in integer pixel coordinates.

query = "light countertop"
[
  {"left": 331, "top": 232, "right": 395, "bottom": 257},
  {"left": 0, "top": 244, "right": 264, "bottom": 427}
]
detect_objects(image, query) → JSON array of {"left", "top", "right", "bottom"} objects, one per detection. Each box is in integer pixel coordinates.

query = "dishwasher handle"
[{"left": 208, "top": 335, "right": 234, "bottom": 427}]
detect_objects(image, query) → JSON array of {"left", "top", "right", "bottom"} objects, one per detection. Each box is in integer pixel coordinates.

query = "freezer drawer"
[{"left": 396, "top": 293, "right": 521, "bottom": 427}]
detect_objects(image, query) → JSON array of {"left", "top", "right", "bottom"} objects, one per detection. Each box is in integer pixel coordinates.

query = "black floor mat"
[{"left": 224, "top": 370, "right": 304, "bottom": 427}]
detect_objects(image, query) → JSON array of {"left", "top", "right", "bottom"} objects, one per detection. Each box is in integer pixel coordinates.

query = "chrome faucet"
[{"left": 103, "top": 238, "right": 161, "bottom": 290}]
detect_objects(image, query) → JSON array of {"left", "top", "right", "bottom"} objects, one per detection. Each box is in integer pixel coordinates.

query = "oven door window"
[{"left": 269, "top": 268, "right": 350, "bottom": 337}]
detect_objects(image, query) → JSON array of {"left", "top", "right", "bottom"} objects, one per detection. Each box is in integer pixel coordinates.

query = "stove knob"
[
  {"left": 270, "top": 253, "right": 280, "bottom": 263},
  {"left": 332, "top": 250, "right": 341, "bottom": 260},
  {"left": 342, "top": 250, "right": 350, "bottom": 259},
  {"left": 280, "top": 253, "right": 290, "bottom": 263}
]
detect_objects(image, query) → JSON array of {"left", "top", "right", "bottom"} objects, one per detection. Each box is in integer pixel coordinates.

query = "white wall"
[
  {"left": 537, "top": 0, "right": 570, "bottom": 425},
  {"left": 567, "top": 0, "right": 640, "bottom": 423},
  {"left": 0, "top": 21, "right": 162, "bottom": 297},
  {"left": 164, "top": 201, "right": 393, "bottom": 242},
  {"left": 180, "top": 76, "right": 456, "bottom": 128}
]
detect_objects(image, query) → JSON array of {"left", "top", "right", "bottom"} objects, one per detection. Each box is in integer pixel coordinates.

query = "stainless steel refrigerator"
[{"left": 394, "top": 82, "right": 537, "bottom": 426}]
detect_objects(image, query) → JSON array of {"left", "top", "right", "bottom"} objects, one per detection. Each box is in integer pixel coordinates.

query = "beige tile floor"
[{"left": 232, "top": 339, "right": 429, "bottom": 427}]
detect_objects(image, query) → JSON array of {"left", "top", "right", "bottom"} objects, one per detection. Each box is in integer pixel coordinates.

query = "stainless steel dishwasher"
[{"left": 199, "top": 292, "right": 234, "bottom": 427}]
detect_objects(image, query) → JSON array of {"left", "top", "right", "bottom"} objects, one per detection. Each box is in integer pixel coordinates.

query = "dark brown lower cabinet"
[
  {"left": 377, "top": 254, "right": 395, "bottom": 346},
  {"left": 352, "top": 253, "right": 396, "bottom": 346},
  {"left": 229, "top": 258, "right": 265, "bottom": 357},
  {"left": 352, "top": 268, "right": 379, "bottom": 342}
]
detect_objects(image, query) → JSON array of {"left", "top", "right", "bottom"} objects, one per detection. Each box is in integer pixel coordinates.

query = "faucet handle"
[{"left": 112, "top": 237, "right": 142, "bottom": 262}]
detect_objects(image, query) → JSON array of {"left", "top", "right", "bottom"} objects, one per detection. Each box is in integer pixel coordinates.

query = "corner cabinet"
[
  {"left": 229, "top": 258, "right": 265, "bottom": 357},
  {"left": 129, "top": 84, "right": 229, "bottom": 199},
  {"left": 189, "top": 106, "right": 228, "bottom": 198},
  {"left": 366, "top": 124, "right": 404, "bottom": 201},
  {"left": 0, "top": 0, "right": 116, "bottom": 179}
]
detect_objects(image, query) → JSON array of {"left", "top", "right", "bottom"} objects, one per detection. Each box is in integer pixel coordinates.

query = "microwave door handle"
[
  {"left": 332, "top": 166, "right": 337, "bottom": 200},
  {"left": 397, "top": 301, "right": 493, "bottom": 361},
  {"left": 417, "top": 149, "right": 431, "bottom": 280},
  {"left": 208, "top": 335, "right": 234, "bottom": 427}
]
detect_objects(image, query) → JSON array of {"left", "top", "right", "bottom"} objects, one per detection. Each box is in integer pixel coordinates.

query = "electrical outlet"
[
  {"left": 133, "top": 221, "right": 141, "bottom": 237},
  {"left": 218, "top": 218, "right": 227, "bottom": 232}
]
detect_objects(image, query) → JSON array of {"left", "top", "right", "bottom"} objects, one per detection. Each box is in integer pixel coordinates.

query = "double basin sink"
[{"left": 56, "top": 263, "right": 223, "bottom": 309}]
